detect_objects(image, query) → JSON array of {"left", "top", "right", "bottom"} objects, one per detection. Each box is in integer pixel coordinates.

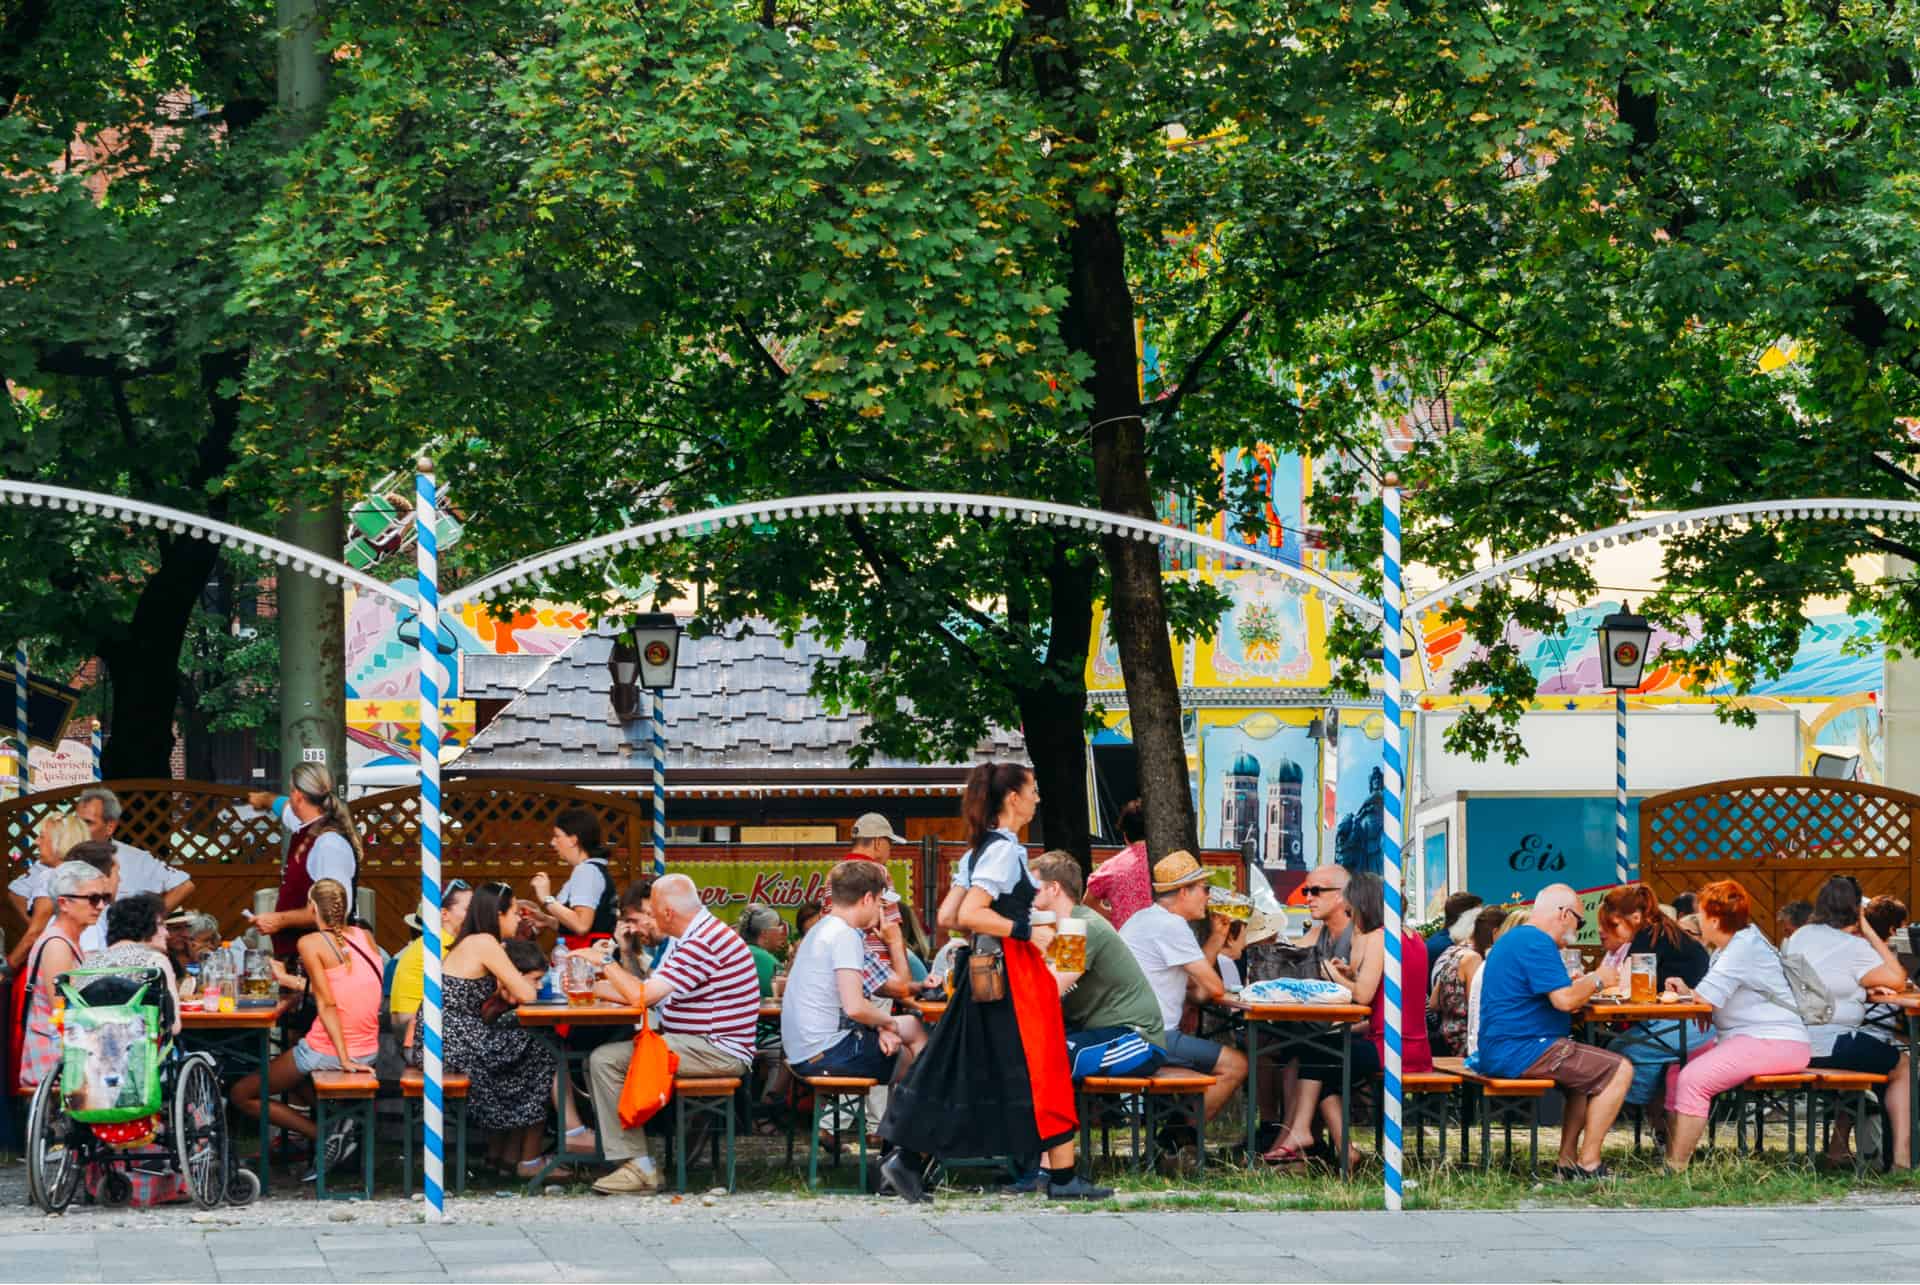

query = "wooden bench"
[
  {"left": 310, "top": 1071, "right": 379, "bottom": 1201},
  {"left": 1401, "top": 1069, "right": 1466, "bottom": 1166},
  {"left": 670, "top": 1075, "right": 742, "bottom": 1194},
  {"left": 1809, "top": 1069, "right": 1891, "bottom": 1176},
  {"left": 789, "top": 1074, "right": 879, "bottom": 1193},
  {"left": 1714, "top": 1072, "right": 1817, "bottom": 1159},
  {"left": 1434, "top": 1057, "right": 1555, "bottom": 1176},
  {"left": 1075, "top": 1068, "right": 1218, "bottom": 1176},
  {"left": 398, "top": 1070, "right": 471, "bottom": 1197}
]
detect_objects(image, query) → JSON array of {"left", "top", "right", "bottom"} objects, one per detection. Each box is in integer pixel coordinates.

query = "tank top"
[{"left": 301, "top": 927, "right": 383, "bottom": 1060}]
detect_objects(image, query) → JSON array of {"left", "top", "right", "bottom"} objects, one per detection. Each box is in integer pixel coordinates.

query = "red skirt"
[{"left": 1004, "top": 937, "right": 1076, "bottom": 1148}]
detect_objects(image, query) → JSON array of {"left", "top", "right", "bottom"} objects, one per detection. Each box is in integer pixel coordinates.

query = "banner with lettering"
[
  {"left": 1463, "top": 795, "right": 1642, "bottom": 904},
  {"left": 669, "top": 858, "right": 916, "bottom": 926}
]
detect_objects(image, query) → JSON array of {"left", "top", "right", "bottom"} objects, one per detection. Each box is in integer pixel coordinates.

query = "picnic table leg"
[
  {"left": 1908, "top": 1010, "right": 1919, "bottom": 1177},
  {"left": 254, "top": 1029, "right": 273, "bottom": 1196},
  {"left": 1339, "top": 1030, "right": 1352, "bottom": 1179},
  {"left": 521, "top": 1030, "right": 583, "bottom": 1194}
]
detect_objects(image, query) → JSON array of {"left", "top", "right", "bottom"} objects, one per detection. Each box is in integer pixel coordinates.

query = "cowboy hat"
[{"left": 1151, "top": 850, "right": 1213, "bottom": 892}]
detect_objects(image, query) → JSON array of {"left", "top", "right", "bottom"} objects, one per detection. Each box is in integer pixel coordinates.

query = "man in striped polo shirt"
[{"left": 588, "top": 873, "right": 760, "bottom": 1195}]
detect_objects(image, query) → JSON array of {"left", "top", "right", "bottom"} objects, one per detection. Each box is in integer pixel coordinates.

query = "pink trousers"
[{"left": 1666, "top": 1035, "right": 1810, "bottom": 1118}]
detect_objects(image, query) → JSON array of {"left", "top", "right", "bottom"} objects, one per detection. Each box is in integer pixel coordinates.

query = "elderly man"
[
  {"left": 76, "top": 787, "right": 194, "bottom": 912},
  {"left": 1476, "top": 882, "right": 1630, "bottom": 1180},
  {"left": 1297, "top": 864, "right": 1354, "bottom": 966},
  {"left": 587, "top": 874, "right": 760, "bottom": 1195}
]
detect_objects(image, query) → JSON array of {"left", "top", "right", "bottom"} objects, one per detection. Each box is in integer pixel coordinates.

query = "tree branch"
[{"left": 1147, "top": 299, "right": 1253, "bottom": 422}]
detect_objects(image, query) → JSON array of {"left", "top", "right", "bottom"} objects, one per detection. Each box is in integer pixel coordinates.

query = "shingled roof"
[{"left": 453, "top": 622, "right": 1023, "bottom": 781}]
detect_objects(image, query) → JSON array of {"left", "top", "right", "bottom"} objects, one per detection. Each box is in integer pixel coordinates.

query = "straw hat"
[
  {"left": 1151, "top": 850, "right": 1212, "bottom": 892},
  {"left": 1244, "top": 906, "right": 1287, "bottom": 947}
]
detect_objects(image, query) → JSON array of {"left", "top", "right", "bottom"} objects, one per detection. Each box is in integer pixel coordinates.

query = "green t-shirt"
[
  {"left": 748, "top": 944, "right": 780, "bottom": 999},
  {"left": 1064, "top": 904, "right": 1166, "bottom": 1047}
]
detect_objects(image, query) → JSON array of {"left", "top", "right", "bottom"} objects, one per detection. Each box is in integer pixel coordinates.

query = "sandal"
[
  {"left": 517, "top": 1156, "right": 575, "bottom": 1183},
  {"left": 563, "top": 1125, "right": 598, "bottom": 1155},
  {"left": 1260, "top": 1140, "right": 1308, "bottom": 1167}
]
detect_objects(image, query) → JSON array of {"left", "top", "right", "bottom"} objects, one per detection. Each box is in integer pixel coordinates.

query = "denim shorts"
[
  {"left": 791, "top": 1027, "right": 897, "bottom": 1082},
  {"left": 1161, "top": 1029, "right": 1228, "bottom": 1075},
  {"left": 292, "top": 1040, "right": 338, "bottom": 1075}
]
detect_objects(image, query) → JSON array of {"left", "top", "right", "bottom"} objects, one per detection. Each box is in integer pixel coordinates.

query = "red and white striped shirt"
[{"left": 653, "top": 907, "right": 759, "bottom": 1064}]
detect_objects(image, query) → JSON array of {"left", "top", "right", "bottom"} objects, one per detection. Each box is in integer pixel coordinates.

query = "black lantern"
[
  {"left": 1596, "top": 604, "right": 1653, "bottom": 691},
  {"left": 607, "top": 637, "right": 642, "bottom": 720},
  {"left": 627, "top": 612, "right": 682, "bottom": 690}
]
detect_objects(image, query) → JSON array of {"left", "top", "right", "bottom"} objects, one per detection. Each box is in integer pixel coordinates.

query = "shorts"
[
  {"left": 1523, "top": 1038, "right": 1628, "bottom": 1097},
  {"left": 1065, "top": 1027, "right": 1165, "bottom": 1079},
  {"left": 1162, "top": 1030, "right": 1228, "bottom": 1075},
  {"left": 790, "top": 1027, "right": 897, "bottom": 1083},
  {"left": 1811, "top": 1031, "right": 1902, "bottom": 1077},
  {"left": 292, "top": 1040, "right": 339, "bottom": 1075}
]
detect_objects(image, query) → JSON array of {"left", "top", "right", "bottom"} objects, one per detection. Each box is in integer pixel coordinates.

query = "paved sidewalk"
[{"left": 5, "top": 1205, "right": 1920, "bottom": 1282}]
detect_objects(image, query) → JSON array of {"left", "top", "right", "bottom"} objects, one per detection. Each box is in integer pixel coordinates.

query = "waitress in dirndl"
[
  {"left": 879, "top": 761, "right": 1110, "bottom": 1201},
  {"left": 248, "top": 762, "right": 363, "bottom": 961}
]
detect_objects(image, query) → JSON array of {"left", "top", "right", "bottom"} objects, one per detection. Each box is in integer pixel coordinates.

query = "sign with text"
[
  {"left": 669, "top": 858, "right": 916, "bottom": 926},
  {"left": 1464, "top": 795, "right": 1642, "bottom": 904}
]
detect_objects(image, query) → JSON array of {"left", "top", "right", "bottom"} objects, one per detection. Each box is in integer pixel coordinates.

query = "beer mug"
[
  {"left": 1208, "top": 888, "right": 1254, "bottom": 922},
  {"left": 1629, "top": 952, "right": 1658, "bottom": 1003},
  {"left": 564, "top": 953, "right": 598, "bottom": 1007},
  {"left": 1049, "top": 918, "right": 1087, "bottom": 973}
]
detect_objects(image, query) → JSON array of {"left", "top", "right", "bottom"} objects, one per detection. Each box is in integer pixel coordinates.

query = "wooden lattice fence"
[{"left": 1640, "top": 776, "right": 1920, "bottom": 926}]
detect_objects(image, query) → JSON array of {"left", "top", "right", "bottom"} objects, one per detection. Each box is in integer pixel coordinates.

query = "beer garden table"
[
  {"left": 180, "top": 1005, "right": 280, "bottom": 1195},
  {"left": 1872, "top": 990, "right": 1920, "bottom": 1165},
  {"left": 1577, "top": 996, "right": 1714, "bottom": 1062},
  {"left": 515, "top": 1001, "right": 647, "bottom": 1192},
  {"left": 1202, "top": 997, "right": 1372, "bottom": 1176}
]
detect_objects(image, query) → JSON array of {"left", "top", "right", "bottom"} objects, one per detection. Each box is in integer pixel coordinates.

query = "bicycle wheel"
[
  {"left": 172, "top": 1054, "right": 229, "bottom": 1209},
  {"left": 25, "top": 1074, "right": 83, "bottom": 1213}
]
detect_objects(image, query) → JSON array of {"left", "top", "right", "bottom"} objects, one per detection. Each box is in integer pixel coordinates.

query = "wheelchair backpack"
[{"left": 58, "top": 967, "right": 166, "bottom": 1124}]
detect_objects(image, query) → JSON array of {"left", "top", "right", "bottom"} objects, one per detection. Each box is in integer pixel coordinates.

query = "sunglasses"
[
  {"left": 445, "top": 878, "right": 472, "bottom": 895},
  {"left": 480, "top": 882, "right": 514, "bottom": 901},
  {"left": 1300, "top": 885, "right": 1340, "bottom": 898},
  {"left": 61, "top": 892, "right": 112, "bottom": 908}
]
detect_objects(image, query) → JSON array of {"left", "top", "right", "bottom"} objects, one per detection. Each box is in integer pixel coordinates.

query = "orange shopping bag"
[{"left": 617, "top": 1008, "right": 679, "bottom": 1129}]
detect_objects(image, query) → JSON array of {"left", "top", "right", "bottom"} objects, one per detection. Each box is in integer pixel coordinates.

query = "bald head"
[
  {"left": 1305, "top": 864, "right": 1351, "bottom": 925},
  {"left": 1530, "top": 884, "right": 1579, "bottom": 943},
  {"left": 650, "top": 874, "right": 703, "bottom": 936}
]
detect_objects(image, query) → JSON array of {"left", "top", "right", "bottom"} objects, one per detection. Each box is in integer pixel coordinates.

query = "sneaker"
[
  {"left": 997, "top": 1167, "right": 1045, "bottom": 1194},
  {"left": 1045, "top": 1175, "right": 1113, "bottom": 1201},
  {"left": 321, "top": 1118, "right": 359, "bottom": 1170},
  {"left": 591, "top": 1160, "right": 662, "bottom": 1195}
]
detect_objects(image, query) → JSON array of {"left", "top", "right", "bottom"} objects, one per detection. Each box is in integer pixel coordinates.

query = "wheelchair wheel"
[
  {"left": 25, "top": 1074, "right": 83, "bottom": 1213},
  {"left": 172, "top": 1054, "right": 229, "bottom": 1210},
  {"left": 225, "top": 1167, "right": 261, "bottom": 1207},
  {"left": 98, "top": 1169, "right": 134, "bottom": 1209}
]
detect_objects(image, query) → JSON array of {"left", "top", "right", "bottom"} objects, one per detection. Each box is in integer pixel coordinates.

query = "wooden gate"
[{"left": 1639, "top": 776, "right": 1920, "bottom": 926}]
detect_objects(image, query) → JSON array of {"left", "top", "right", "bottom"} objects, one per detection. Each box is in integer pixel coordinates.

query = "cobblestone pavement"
[{"left": 3, "top": 1190, "right": 1920, "bottom": 1283}]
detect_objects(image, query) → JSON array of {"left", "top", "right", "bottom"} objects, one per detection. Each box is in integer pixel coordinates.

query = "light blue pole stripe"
[
  {"left": 1380, "top": 481, "right": 1405, "bottom": 1213},
  {"left": 1615, "top": 689, "right": 1631, "bottom": 884},
  {"left": 91, "top": 722, "right": 102, "bottom": 782},
  {"left": 652, "top": 688, "right": 667, "bottom": 877},
  {"left": 415, "top": 464, "right": 448, "bottom": 1220}
]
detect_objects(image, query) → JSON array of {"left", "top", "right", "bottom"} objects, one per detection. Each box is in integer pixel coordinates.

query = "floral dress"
[
  {"left": 417, "top": 974, "right": 557, "bottom": 1131},
  {"left": 1429, "top": 942, "right": 1475, "bottom": 1056}
]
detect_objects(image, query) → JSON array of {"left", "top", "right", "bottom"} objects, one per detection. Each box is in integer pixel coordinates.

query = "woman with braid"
[{"left": 231, "top": 879, "right": 384, "bottom": 1182}]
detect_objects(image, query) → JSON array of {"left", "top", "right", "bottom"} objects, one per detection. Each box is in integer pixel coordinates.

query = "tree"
[
  {"left": 1308, "top": 0, "right": 1920, "bottom": 757},
  {"left": 247, "top": 0, "right": 1651, "bottom": 858}
]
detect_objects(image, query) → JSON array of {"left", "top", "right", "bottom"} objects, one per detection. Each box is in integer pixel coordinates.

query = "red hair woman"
[
  {"left": 879, "top": 762, "right": 1106, "bottom": 1202},
  {"left": 1660, "top": 880, "right": 1810, "bottom": 1170}
]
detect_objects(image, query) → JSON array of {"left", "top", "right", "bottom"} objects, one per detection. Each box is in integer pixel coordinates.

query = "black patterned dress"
[{"left": 431, "top": 974, "right": 557, "bottom": 1131}]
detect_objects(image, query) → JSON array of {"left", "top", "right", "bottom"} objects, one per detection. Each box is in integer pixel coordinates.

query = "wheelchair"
[{"left": 25, "top": 964, "right": 259, "bottom": 1213}]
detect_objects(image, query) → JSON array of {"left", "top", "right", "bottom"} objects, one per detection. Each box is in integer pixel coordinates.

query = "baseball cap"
[
  {"left": 881, "top": 888, "right": 902, "bottom": 905},
  {"left": 851, "top": 813, "right": 908, "bottom": 843}
]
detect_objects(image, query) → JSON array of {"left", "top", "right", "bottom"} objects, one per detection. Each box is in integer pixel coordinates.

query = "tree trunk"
[
  {"left": 1015, "top": 540, "right": 1101, "bottom": 873},
  {"left": 1026, "top": 0, "right": 1198, "bottom": 861},
  {"left": 96, "top": 533, "right": 220, "bottom": 778}
]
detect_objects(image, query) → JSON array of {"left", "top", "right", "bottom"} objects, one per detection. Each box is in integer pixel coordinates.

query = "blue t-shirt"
[{"left": 1476, "top": 924, "right": 1574, "bottom": 1077}]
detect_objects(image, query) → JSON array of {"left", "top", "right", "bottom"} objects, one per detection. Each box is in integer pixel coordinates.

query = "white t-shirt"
[
  {"left": 556, "top": 860, "right": 609, "bottom": 912},
  {"left": 1788, "top": 922, "right": 1885, "bottom": 1057},
  {"left": 1121, "top": 902, "right": 1205, "bottom": 1031},
  {"left": 10, "top": 862, "right": 50, "bottom": 907},
  {"left": 113, "top": 842, "right": 190, "bottom": 899},
  {"left": 1466, "top": 963, "right": 1486, "bottom": 1060},
  {"left": 781, "top": 914, "right": 867, "bottom": 1064},
  {"left": 968, "top": 833, "right": 1029, "bottom": 898},
  {"left": 1695, "top": 925, "right": 1806, "bottom": 1043},
  {"left": 80, "top": 919, "right": 106, "bottom": 954}
]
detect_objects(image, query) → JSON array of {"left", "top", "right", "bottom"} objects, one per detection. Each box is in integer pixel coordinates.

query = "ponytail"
[
  {"left": 290, "top": 761, "right": 365, "bottom": 865},
  {"left": 962, "top": 762, "right": 1034, "bottom": 855}
]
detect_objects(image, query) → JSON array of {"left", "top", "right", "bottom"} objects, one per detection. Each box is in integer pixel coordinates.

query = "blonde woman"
[
  {"left": 7, "top": 811, "right": 91, "bottom": 971},
  {"left": 231, "top": 879, "right": 383, "bottom": 1182},
  {"left": 248, "top": 763, "right": 365, "bottom": 959}
]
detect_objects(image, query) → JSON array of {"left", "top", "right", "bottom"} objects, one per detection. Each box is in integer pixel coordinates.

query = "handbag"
[
  {"left": 968, "top": 934, "right": 1008, "bottom": 1004},
  {"left": 617, "top": 1007, "right": 679, "bottom": 1129}
]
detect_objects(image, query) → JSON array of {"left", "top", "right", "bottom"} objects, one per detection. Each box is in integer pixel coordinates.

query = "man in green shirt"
[{"left": 1030, "top": 851, "right": 1167, "bottom": 1075}]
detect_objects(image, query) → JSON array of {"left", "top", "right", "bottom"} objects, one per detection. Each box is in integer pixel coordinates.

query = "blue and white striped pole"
[
  {"left": 1379, "top": 473, "right": 1406, "bottom": 1213},
  {"left": 91, "top": 721, "right": 102, "bottom": 782},
  {"left": 651, "top": 688, "right": 667, "bottom": 876},
  {"left": 414, "top": 460, "right": 448, "bottom": 1221},
  {"left": 14, "top": 644, "right": 29, "bottom": 798},
  {"left": 1615, "top": 689, "right": 1631, "bottom": 884}
]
